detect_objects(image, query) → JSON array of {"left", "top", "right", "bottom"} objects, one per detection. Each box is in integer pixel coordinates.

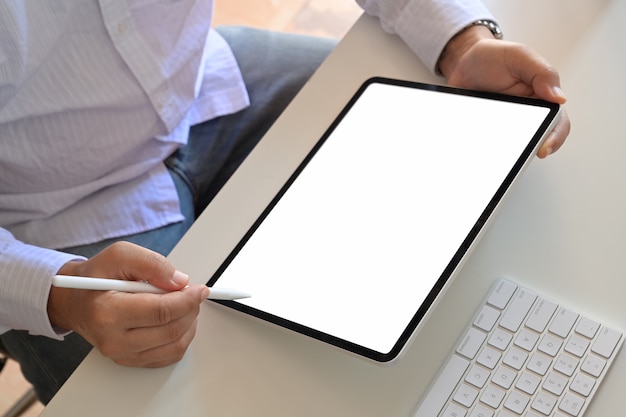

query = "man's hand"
[
  {"left": 438, "top": 25, "right": 571, "bottom": 158},
  {"left": 48, "top": 241, "right": 209, "bottom": 368}
]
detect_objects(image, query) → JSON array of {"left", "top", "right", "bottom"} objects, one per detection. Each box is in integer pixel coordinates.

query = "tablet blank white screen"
[{"left": 212, "top": 82, "right": 550, "bottom": 354}]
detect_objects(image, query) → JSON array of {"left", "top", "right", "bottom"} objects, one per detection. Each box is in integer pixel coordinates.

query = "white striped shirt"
[
  {"left": 0, "top": 0, "right": 249, "bottom": 337},
  {"left": 0, "top": 0, "right": 493, "bottom": 338}
]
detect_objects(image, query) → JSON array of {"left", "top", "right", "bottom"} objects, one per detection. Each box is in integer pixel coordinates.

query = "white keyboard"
[{"left": 412, "top": 279, "right": 623, "bottom": 417}]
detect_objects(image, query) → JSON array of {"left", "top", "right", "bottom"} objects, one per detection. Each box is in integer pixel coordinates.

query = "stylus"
[{"left": 52, "top": 275, "right": 251, "bottom": 300}]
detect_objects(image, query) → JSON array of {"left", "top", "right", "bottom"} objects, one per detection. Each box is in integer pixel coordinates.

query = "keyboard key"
[
  {"left": 570, "top": 373, "right": 595, "bottom": 397},
  {"left": 549, "top": 308, "right": 579, "bottom": 338},
  {"left": 503, "top": 390, "right": 530, "bottom": 414},
  {"left": 538, "top": 334, "right": 563, "bottom": 357},
  {"left": 565, "top": 335, "right": 590, "bottom": 358},
  {"left": 531, "top": 391, "right": 558, "bottom": 415},
  {"left": 544, "top": 372, "right": 568, "bottom": 396},
  {"left": 500, "top": 289, "right": 537, "bottom": 332},
  {"left": 559, "top": 392, "right": 585, "bottom": 416},
  {"left": 480, "top": 384, "right": 505, "bottom": 408},
  {"left": 487, "top": 280, "right": 517, "bottom": 309},
  {"left": 457, "top": 327, "right": 487, "bottom": 360},
  {"left": 474, "top": 305, "right": 500, "bottom": 332},
  {"left": 502, "top": 346, "right": 528, "bottom": 370},
  {"left": 538, "top": 333, "right": 563, "bottom": 357},
  {"left": 488, "top": 328, "right": 512, "bottom": 351},
  {"left": 526, "top": 298, "right": 558, "bottom": 333},
  {"left": 527, "top": 352, "right": 552, "bottom": 376},
  {"left": 516, "top": 371, "right": 541, "bottom": 395},
  {"left": 491, "top": 365, "right": 516, "bottom": 389},
  {"left": 465, "top": 365, "right": 490, "bottom": 389},
  {"left": 442, "top": 403, "right": 467, "bottom": 417},
  {"left": 453, "top": 383, "right": 479, "bottom": 407},
  {"left": 591, "top": 327, "right": 622, "bottom": 358},
  {"left": 554, "top": 353, "right": 579, "bottom": 377},
  {"left": 575, "top": 317, "right": 600, "bottom": 339},
  {"left": 514, "top": 329, "right": 539, "bottom": 352},
  {"left": 477, "top": 346, "right": 501, "bottom": 370},
  {"left": 468, "top": 404, "right": 493, "bottom": 417},
  {"left": 581, "top": 354, "right": 606, "bottom": 378}
]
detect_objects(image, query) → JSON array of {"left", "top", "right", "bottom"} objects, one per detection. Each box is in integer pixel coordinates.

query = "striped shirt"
[{"left": 0, "top": 0, "right": 493, "bottom": 338}]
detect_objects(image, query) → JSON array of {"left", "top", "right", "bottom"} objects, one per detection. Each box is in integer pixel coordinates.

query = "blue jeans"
[{"left": 0, "top": 26, "right": 336, "bottom": 404}]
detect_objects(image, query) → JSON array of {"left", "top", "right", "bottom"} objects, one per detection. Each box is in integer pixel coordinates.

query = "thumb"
[
  {"left": 116, "top": 242, "right": 189, "bottom": 291},
  {"left": 532, "top": 66, "right": 567, "bottom": 104},
  {"left": 78, "top": 241, "right": 189, "bottom": 291}
]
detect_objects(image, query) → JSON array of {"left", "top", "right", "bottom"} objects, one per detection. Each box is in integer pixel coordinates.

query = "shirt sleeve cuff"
[
  {"left": 398, "top": 0, "right": 496, "bottom": 74},
  {"left": 0, "top": 236, "right": 85, "bottom": 340},
  {"left": 358, "top": 0, "right": 497, "bottom": 75}
]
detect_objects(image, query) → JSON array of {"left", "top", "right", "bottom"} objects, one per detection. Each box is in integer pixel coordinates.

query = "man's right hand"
[{"left": 48, "top": 241, "right": 209, "bottom": 368}]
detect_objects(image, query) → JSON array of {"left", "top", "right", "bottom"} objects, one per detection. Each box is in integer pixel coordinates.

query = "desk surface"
[{"left": 42, "top": 1, "right": 626, "bottom": 416}]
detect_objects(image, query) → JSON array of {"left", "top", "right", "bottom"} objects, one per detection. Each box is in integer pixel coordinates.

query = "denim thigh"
[{"left": 166, "top": 26, "right": 337, "bottom": 217}]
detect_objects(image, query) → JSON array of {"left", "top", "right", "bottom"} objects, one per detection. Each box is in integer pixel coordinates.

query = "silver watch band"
[{"left": 469, "top": 19, "right": 503, "bottom": 40}]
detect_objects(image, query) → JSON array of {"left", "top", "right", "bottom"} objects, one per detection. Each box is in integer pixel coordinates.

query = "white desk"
[{"left": 42, "top": 1, "right": 626, "bottom": 415}]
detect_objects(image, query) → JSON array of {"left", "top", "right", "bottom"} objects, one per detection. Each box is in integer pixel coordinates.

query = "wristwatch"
[
  {"left": 469, "top": 19, "right": 503, "bottom": 40},
  {"left": 435, "top": 19, "right": 503, "bottom": 75}
]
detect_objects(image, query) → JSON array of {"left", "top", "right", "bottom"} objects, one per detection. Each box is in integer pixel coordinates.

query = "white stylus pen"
[{"left": 52, "top": 275, "right": 251, "bottom": 300}]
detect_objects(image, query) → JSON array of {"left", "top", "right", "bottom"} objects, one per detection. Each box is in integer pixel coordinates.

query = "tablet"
[{"left": 207, "top": 77, "right": 561, "bottom": 363}]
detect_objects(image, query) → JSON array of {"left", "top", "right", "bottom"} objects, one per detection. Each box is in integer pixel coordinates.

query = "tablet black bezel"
[{"left": 207, "top": 77, "right": 561, "bottom": 362}]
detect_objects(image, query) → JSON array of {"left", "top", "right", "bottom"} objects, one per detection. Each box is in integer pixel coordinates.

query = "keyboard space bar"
[{"left": 411, "top": 354, "right": 469, "bottom": 417}]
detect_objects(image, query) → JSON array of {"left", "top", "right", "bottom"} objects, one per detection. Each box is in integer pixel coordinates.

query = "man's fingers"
[
  {"left": 531, "top": 66, "right": 567, "bottom": 105},
  {"left": 110, "top": 319, "right": 199, "bottom": 368},
  {"left": 109, "top": 285, "right": 207, "bottom": 329},
  {"left": 88, "top": 286, "right": 206, "bottom": 364},
  {"left": 537, "top": 109, "right": 571, "bottom": 159}
]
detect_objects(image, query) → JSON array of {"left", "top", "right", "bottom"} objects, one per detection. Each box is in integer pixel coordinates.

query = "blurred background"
[{"left": 214, "top": 0, "right": 361, "bottom": 38}]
